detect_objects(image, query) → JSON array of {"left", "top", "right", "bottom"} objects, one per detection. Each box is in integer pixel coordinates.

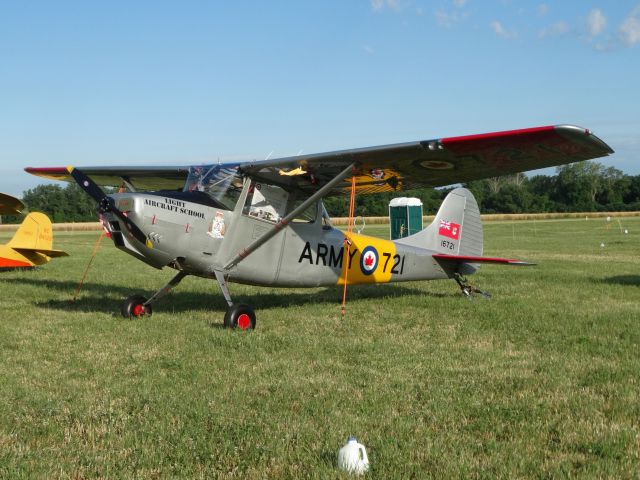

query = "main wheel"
[
  {"left": 223, "top": 303, "right": 256, "bottom": 330},
  {"left": 121, "top": 295, "right": 152, "bottom": 318}
]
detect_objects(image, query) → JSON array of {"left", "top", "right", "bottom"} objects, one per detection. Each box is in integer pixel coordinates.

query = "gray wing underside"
[{"left": 25, "top": 125, "right": 613, "bottom": 197}]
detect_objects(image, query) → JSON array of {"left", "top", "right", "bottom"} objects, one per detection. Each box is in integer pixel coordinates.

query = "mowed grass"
[{"left": 0, "top": 217, "right": 638, "bottom": 479}]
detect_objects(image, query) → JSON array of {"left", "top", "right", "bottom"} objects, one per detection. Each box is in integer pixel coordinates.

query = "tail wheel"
[
  {"left": 121, "top": 295, "right": 152, "bottom": 318},
  {"left": 223, "top": 304, "right": 256, "bottom": 330}
]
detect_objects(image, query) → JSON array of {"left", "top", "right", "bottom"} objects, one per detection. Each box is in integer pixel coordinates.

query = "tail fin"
[
  {"left": 395, "top": 188, "right": 532, "bottom": 276},
  {"left": 395, "top": 187, "right": 483, "bottom": 257},
  {"left": 7, "top": 212, "right": 68, "bottom": 263}
]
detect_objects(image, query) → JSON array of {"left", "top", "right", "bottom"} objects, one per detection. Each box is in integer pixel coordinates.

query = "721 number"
[{"left": 382, "top": 253, "right": 405, "bottom": 274}]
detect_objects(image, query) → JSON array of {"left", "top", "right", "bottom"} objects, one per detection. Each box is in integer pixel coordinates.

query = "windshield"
[{"left": 184, "top": 164, "right": 244, "bottom": 210}]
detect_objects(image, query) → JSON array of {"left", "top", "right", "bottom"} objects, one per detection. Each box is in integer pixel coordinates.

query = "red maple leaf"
[{"left": 364, "top": 254, "right": 375, "bottom": 267}]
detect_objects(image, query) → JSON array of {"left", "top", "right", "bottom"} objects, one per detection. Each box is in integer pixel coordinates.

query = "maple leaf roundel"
[{"left": 359, "top": 246, "right": 379, "bottom": 276}]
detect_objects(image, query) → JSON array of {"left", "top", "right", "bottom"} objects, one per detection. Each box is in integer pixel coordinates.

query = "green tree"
[
  {"left": 21, "top": 183, "right": 97, "bottom": 222},
  {"left": 553, "top": 162, "right": 601, "bottom": 211}
]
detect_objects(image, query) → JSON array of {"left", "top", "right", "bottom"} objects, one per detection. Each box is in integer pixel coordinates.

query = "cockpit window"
[
  {"left": 243, "top": 181, "right": 288, "bottom": 223},
  {"left": 242, "top": 180, "right": 318, "bottom": 224},
  {"left": 184, "top": 164, "right": 243, "bottom": 211}
]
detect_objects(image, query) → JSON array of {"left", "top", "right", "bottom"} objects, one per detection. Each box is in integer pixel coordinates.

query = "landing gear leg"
[
  {"left": 214, "top": 270, "right": 256, "bottom": 330},
  {"left": 453, "top": 273, "right": 491, "bottom": 299},
  {"left": 120, "top": 271, "right": 187, "bottom": 318}
]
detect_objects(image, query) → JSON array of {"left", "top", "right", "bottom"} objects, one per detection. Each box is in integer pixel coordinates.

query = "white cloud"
[
  {"left": 537, "top": 4, "right": 548, "bottom": 17},
  {"left": 363, "top": 45, "right": 375, "bottom": 54},
  {"left": 586, "top": 8, "right": 606, "bottom": 36},
  {"left": 371, "top": 0, "right": 399, "bottom": 11},
  {"left": 435, "top": 10, "right": 455, "bottom": 27},
  {"left": 538, "top": 21, "right": 569, "bottom": 39},
  {"left": 434, "top": 1, "right": 471, "bottom": 28},
  {"left": 619, "top": 7, "right": 640, "bottom": 46},
  {"left": 593, "top": 40, "right": 615, "bottom": 52},
  {"left": 490, "top": 21, "right": 515, "bottom": 39}
]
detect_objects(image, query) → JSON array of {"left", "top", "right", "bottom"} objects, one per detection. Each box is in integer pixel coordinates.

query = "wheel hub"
[{"left": 237, "top": 313, "right": 251, "bottom": 329}]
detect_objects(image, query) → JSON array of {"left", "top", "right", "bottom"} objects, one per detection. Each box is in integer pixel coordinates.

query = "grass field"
[{"left": 1, "top": 217, "right": 639, "bottom": 478}]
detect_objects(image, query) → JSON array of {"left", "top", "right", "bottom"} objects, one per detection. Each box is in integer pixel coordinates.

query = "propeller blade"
[
  {"left": 66, "top": 166, "right": 106, "bottom": 203},
  {"left": 66, "top": 166, "right": 153, "bottom": 249}
]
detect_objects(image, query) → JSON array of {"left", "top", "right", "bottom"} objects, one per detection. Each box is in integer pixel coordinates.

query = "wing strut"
[
  {"left": 223, "top": 163, "right": 356, "bottom": 271},
  {"left": 341, "top": 175, "right": 357, "bottom": 317}
]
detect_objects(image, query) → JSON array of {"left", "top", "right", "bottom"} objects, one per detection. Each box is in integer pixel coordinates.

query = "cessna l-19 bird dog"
[{"left": 26, "top": 125, "right": 613, "bottom": 328}]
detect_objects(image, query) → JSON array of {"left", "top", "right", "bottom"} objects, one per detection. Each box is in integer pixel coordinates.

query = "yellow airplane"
[
  {"left": 0, "top": 192, "right": 25, "bottom": 215},
  {"left": 0, "top": 193, "right": 68, "bottom": 269}
]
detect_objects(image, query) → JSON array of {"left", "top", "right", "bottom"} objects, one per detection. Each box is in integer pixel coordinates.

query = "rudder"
[
  {"left": 395, "top": 187, "right": 483, "bottom": 257},
  {"left": 7, "top": 212, "right": 55, "bottom": 251}
]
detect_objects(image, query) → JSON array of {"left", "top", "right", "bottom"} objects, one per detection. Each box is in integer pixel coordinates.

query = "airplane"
[
  {"left": 25, "top": 124, "right": 613, "bottom": 328},
  {"left": 0, "top": 192, "right": 26, "bottom": 216},
  {"left": 0, "top": 193, "right": 69, "bottom": 269}
]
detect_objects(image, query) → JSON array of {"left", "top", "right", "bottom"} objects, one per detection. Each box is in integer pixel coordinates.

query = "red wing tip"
[
  {"left": 440, "top": 125, "right": 556, "bottom": 144},
  {"left": 24, "top": 167, "right": 73, "bottom": 180},
  {"left": 25, "top": 166, "right": 68, "bottom": 173}
]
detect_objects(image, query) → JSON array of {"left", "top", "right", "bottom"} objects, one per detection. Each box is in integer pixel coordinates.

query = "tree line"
[
  {"left": 324, "top": 161, "right": 640, "bottom": 217},
  {"left": 2, "top": 161, "right": 639, "bottom": 224},
  {"left": 1, "top": 183, "right": 99, "bottom": 224}
]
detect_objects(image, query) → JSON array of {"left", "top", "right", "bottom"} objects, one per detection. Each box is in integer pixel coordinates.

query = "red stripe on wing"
[
  {"left": 441, "top": 125, "right": 556, "bottom": 145},
  {"left": 24, "top": 167, "right": 71, "bottom": 181},
  {"left": 439, "top": 125, "right": 611, "bottom": 172}
]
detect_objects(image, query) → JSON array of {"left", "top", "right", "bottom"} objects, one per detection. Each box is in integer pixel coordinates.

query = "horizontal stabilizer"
[
  {"left": 433, "top": 254, "right": 534, "bottom": 266},
  {"left": 13, "top": 248, "right": 69, "bottom": 258}
]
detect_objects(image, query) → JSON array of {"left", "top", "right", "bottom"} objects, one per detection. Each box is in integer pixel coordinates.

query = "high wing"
[
  {"left": 25, "top": 125, "right": 613, "bottom": 196},
  {"left": 24, "top": 166, "right": 191, "bottom": 191},
  {"left": 239, "top": 125, "right": 613, "bottom": 195}
]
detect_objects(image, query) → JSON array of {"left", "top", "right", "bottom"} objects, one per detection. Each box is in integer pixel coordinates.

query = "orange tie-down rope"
[
  {"left": 73, "top": 231, "right": 105, "bottom": 302},
  {"left": 73, "top": 183, "right": 126, "bottom": 302},
  {"left": 341, "top": 175, "right": 357, "bottom": 317}
]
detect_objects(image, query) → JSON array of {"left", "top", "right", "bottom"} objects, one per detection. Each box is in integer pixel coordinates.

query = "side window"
[
  {"left": 320, "top": 203, "right": 332, "bottom": 228},
  {"left": 288, "top": 198, "right": 317, "bottom": 223},
  {"left": 242, "top": 181, "right": 318, "bottom": 224},
  {"left": 243, "top": 182, "right": 289, "bottom": 223}
]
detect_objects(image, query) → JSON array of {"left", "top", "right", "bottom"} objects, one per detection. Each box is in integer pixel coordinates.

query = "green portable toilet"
[{"left": 389, "top": 197, "right": 423, "bottom": 240}]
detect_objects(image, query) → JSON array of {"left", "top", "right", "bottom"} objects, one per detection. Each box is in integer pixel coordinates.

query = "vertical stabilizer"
[
  {"left": 395, "top": 187, "right": 483, "bottom": 257},
  {"left": 8, "top": 212, "right": 55, "bottom": 251}
]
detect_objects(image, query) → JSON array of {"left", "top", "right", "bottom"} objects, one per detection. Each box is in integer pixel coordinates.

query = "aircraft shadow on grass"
[
  {"left": 3, "top": 277, "right": 449, "bottom": 315},
  {"left": 598, "top": 275, "right": 640, "bottom": 286}
]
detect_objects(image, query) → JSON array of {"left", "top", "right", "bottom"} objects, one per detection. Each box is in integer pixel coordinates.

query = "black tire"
[
  {"left": 223, "top": 303, "right": 256, "bottom": 330},
  {"left": 121, "top": 295, "right": 152, "bottom": 318}
]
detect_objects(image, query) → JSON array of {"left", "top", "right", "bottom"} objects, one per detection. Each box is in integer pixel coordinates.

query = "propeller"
[{"left": 66, "top": 166, "right": 153, "bottom": 249}]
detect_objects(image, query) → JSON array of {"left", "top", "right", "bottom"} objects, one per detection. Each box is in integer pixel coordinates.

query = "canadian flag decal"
[{"left": 438, "top": 220, "right": 461, "bottom": 240}]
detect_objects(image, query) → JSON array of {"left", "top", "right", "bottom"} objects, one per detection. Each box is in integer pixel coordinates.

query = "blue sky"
[{"left": 1, "top": 1, "right": 639, "bottom": 197}]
